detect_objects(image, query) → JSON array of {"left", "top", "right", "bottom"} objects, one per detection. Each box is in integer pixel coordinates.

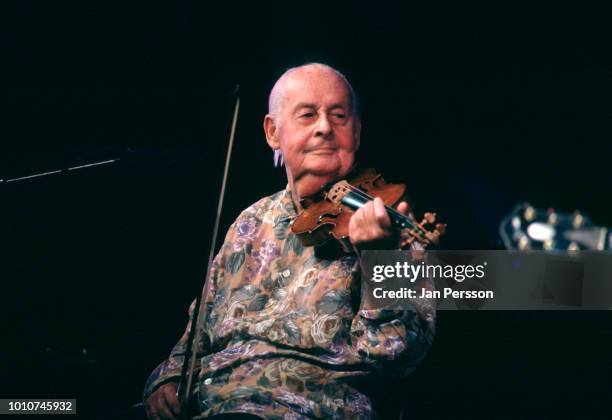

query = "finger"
[
  {"left": 350, "top": 203, "right": 370, "bottom": 243},
  {"left": 147, "top": 398, "right": 160, "bottom": 420},
  {"left": 163, "top": 388, "right": 181, "bottom": 417},
  {"left": 363, "top": 201, "right": 381, "bottom": 239},
  {"left": 158, "top": 406, "right": 176, "bottom": 419},
  {"left": 157, "top": 399, "right": 176, "bottom": 420},
  {"left": 373, "top": 197, "right": 391, "bottom": 228},
  {"left": 396, "top": 201, "right": 409, "bottom": 215},
  {"left": 361, "top": 199, "right": 385, "bottom": 240},
  {"left": 351, "top": 205, "right": 368, "bottom": 242},
  {"left": 145, "top": 395, "right": 158, "bottom": 420}
]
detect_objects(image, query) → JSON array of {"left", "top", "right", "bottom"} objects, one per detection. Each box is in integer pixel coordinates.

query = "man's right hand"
[{"left": 144, "top": 382, "right": 182, "bottom": 420}]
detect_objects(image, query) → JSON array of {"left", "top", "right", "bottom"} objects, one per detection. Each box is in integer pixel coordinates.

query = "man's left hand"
[{"left": 348, "top": 197, "right": 409, "bottom": 249}]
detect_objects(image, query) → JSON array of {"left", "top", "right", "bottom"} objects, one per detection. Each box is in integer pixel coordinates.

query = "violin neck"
[{"left": 341, "top": 191, "right": 414, "bottom": 229}]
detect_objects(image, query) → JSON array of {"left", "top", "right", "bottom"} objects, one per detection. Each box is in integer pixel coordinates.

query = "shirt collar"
[{"left": 274, "top": 184, "right": 298, "bottom": 226}]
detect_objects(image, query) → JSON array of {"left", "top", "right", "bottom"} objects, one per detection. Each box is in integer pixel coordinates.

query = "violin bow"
[{"left": 177, "top": 85, "right": 241, "bottom": 418}]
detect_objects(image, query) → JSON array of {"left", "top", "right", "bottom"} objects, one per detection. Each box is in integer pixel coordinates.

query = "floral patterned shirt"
[{"left": 144, "top": 185, "right": 435, "bottom": 419}]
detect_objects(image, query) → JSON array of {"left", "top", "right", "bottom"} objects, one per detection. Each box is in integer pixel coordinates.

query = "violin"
[{"left": 291, "top": 167, "right": 446, "bottom": 251}]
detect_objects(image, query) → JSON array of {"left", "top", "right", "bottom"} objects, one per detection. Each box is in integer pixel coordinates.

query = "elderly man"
[{"left": 144, "top": 63, "right": 435, "bottom": 419}]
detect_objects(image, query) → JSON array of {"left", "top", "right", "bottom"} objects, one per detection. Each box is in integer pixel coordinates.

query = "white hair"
[{"left": 268, "top": 63, "right": 359, "bottom": 167}]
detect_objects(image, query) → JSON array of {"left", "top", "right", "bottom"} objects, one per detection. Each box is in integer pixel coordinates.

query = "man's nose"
[{"left": 314, "top": 115, "right": 332, "bottom": 137}]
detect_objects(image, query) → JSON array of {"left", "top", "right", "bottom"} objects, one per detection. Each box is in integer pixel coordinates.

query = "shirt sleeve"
[
  {"left": 142, "top": 252, "right": 223, "bottom": 401},
  {"left": 350, "top": 244, "right": 436, "bottom": 377}
]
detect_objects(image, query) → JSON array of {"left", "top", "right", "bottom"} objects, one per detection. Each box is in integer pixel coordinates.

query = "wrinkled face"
[{"left": 267, "top": 68, "right": 361, "bottom": 184}]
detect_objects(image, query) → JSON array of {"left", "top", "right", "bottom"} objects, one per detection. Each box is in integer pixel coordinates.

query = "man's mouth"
[{"left": 307, "top": 147, "right": 337, "bottom": 155}]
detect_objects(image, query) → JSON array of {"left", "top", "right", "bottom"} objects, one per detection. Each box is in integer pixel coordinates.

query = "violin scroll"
[{"left": 399, "top": 211, "right": 447, "bottom": 249}]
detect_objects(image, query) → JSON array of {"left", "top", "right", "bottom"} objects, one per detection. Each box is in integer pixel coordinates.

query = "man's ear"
[
  {"left": 353, "top": 117, "right": 361, "bottom": 152},
  {"left": 264, "top": 114, "right": 280, "bottom": 150}
]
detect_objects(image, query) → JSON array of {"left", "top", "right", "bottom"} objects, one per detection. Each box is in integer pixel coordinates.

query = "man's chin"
[
  {"left": 303, "top": 157, "right": 343, "bottom": 176},
  {"left": 305, "top": 166, "right": 342, "bottom": 179}
]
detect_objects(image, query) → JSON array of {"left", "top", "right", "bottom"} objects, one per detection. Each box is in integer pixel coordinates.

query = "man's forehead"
[{"left": 282, "top": 70, "right": 351, "bottom": 108}]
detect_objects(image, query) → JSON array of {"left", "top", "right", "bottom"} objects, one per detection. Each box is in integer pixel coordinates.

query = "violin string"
[
  {"left": 343, "top": 183, "right": 427, "bottom": 237},
  {"left": 343, "top": 183, "right": 400, "bottom": 219}
]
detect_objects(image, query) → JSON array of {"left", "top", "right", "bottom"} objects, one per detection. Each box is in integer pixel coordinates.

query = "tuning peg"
[
  {"left": 400, "top": 216, "right": 446, "bottom": 249},
  {"left": 435, "top": 223, "right": 447, "bottom": 235},
  {"left": 421, "top": 212, "right": 436, "bottom": 225}
]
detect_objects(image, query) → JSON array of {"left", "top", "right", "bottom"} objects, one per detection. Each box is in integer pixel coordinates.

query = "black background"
[{"left": 2, "top": 1, "right": 610, "bottom": 418}]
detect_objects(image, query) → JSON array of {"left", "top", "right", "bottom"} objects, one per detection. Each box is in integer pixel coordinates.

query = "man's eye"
[{"left": 300, "top": 112, "right": 315, "bottom": 119}]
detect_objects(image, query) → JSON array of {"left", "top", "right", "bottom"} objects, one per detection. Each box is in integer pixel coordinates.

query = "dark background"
[{"left": 2, "top": 1, "right": 610, "bottom": 418}]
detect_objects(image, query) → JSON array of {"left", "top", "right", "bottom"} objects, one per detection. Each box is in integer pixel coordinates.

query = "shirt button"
[
  {"left": 282, "top": 269, "right": 291, "bottom": 278},
  {"left": 204, "top": 378, "right": 212, "bottom": 385}
]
